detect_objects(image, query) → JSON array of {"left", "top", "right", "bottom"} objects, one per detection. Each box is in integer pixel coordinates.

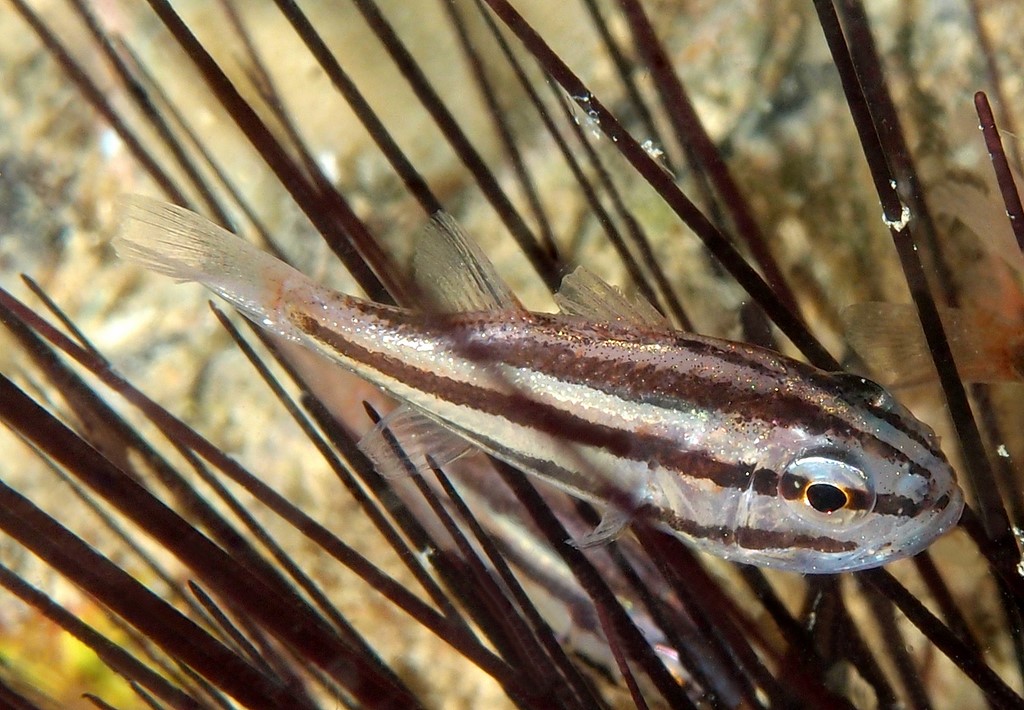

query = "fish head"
[{"left": 730, "top": 374, "right": 964, "bottom": 573}]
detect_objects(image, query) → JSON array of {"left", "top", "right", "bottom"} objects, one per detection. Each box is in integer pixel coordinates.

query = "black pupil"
[{"left": 806, "top": 483, "right": 848, "bottom": 513}]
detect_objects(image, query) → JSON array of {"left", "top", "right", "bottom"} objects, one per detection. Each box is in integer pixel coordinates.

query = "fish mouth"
[
  {"left": 785, "top": 484, "right": 967, "bottom": 575},
  {"left": 854, "top": 483, "right": 966, "bottom": 572}
]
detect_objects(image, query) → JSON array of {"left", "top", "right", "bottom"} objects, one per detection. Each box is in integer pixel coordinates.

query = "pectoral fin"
[
  {"left": 567, "top": 507, "right": 634, "bottom": 549},
  {"left": 358, "top": 404, "right": 475, "bottom": 479}
]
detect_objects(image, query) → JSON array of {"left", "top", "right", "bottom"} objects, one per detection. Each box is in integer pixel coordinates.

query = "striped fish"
[{"left": 115, "top": 196, "right": 963, "bottom": 573}]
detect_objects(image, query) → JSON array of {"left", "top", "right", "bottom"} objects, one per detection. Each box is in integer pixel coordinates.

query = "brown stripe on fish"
[
  {"left": 391, "top": 311, "right": 941, "bottom": 481},
  {"left": 872, "top": 493, "right": 921, "bottom": 517},
  {"left": 292, "top": 311, "right": 759, "bottom": 489},
  {"left": 280, "top": 289, "right": 944, "bottom": 468},
  {"left": 294, "top": 311, "right": 926, "bottom": 520},
  {"left": 741, "top": 467, "right": 919, "bottom": 518},
  {"left": 651, "top": 508, "right": 859, "bottom": 553}
]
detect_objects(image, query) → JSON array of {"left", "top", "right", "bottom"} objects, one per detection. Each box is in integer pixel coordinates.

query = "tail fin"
[{"left": 114, "top": 195, "right": 308, "bottom": 334}]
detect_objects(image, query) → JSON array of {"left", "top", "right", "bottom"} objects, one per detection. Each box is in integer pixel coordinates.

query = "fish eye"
[
  {"left": 806, "top": 482, "right": 848, "bottom": 513},
  {"left": 779, "top": 454, "right": 875, "bottom": 529}
]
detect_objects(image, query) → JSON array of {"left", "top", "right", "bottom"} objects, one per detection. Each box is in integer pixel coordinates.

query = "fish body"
[{"left": 115, "top": 197, "right": 963, "bottom": 573}]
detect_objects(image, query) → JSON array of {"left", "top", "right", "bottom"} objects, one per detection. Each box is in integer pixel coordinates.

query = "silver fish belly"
[{"left": 115, "top": 196, "right": 964, "bottom": 573}]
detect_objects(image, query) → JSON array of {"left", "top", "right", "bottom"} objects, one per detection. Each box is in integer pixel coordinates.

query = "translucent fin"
[
  {"left": 960, "top": 251, "right": 1024, "bottom": 325},
  {"left": 568, "top": 507, "right": 633, "bottom": 549},
  {"left": 358, "top": 404, "right": 475, "bottom": 479},
  {"left": 555, "top": 266, "right": 667, "bottom": 326},
  {"left": 841, "top": 302, "right": 1023, "bottom": 386},
  {"left": 931, "top": 179, "right": 1024, "bottom": 275},
  {"left": 114, "top": 195, "right": 309, "bottom": 338},
  {"left": 412, "top": 211, "right": 521, "bottom": 313}
]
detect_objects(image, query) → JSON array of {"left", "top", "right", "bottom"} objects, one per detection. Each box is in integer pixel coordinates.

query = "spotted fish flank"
[{"left": 114, "top": 196, "right": 965, "bottom": 573}]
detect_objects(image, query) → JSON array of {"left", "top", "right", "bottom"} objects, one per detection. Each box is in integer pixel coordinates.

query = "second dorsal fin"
[
  {"left": 412, "top": 211, "right": 522, "bottom": 313},
  {"left": 555, "top": 266, "right": 667, "bottom": 326}
]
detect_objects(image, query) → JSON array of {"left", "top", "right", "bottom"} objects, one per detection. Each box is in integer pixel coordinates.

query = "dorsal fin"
[
  {"left": 412, "top": 211, "right": 522, "bottom": 313},
  {"left": 555, "top": 266, "right": 667, "bottom": 326}
]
